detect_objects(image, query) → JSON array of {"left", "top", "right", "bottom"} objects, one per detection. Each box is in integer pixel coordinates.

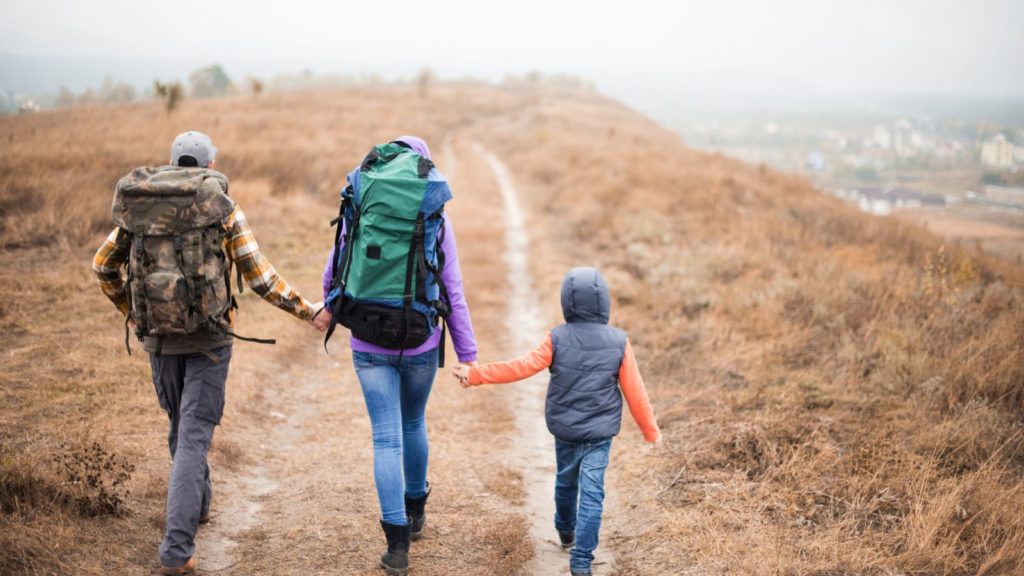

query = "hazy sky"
[{"left": 2, "top": 0, "right": 1023, "bottom": 109}]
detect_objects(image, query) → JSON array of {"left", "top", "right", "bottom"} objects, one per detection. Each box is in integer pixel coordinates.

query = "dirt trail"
[
  {"left": 194, "top": 358, "right": 328, "bottom": 573},
  {"left": 472, "top": 141, "right": 617, "bottom": 576},
  {"left": 473, "top": 142, "right": 559, "bottom": 575},
  {"left": 177, "top": 133, "right": 621, "bottom": 575}
]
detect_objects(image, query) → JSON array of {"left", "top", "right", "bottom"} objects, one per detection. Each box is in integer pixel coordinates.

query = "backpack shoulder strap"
[
  {"left": 324, "top": 185, "right": 357, "bottom": 350},
  {"left": 430, "top": 214, "right": 451, "bottom": 368}
]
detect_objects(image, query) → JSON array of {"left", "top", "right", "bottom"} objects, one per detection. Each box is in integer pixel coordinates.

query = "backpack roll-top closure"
[
  {"left": 113, "top": 166, "right": 234, "bottom": 235},
  {"left": 361, "top": 142, "right": 435, "bottom": 179}
]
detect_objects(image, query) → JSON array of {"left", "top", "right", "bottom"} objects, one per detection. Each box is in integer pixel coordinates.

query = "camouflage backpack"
[{"left": 112, "top": 166, "right": 240, "bottom": 351}]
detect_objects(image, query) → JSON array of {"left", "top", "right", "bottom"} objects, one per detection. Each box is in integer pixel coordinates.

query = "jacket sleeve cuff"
[
  {"left": 457, "top": 352, "right": 478, "bottom": 364},
  {"left": 296, "top": 299, "right": 316, "bottom": 321}
]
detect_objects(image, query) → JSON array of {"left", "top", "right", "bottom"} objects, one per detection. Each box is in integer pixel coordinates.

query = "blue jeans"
[
  {"left": 554, "top": 437, "right": 612, "bottom": 573},
  {"left": 353, "top": 348, "right": 437, "bottom": 525}
]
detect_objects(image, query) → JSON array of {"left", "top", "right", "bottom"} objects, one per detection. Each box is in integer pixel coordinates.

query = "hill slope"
[
  {"left": 484, "top": 94, "right": 1024, "bottom": 574},
  {"left": 1, "top": 85, "right": 1022, "bottom": 575}
]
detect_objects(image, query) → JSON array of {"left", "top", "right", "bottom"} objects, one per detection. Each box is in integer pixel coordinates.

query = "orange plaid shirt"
[{"left": 92, "top": 205, "right": 314, "bottom": 323}]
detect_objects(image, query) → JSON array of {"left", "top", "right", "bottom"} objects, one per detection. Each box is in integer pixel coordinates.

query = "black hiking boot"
[
  {"left": 379, "top": 520, "right": 410, "bottom": 576},
  {"left": 405, "top": 484, "right": 431, "bottom": 542},
  {"left": 558, "top": 529, "right": 576, "bottom": 549}
]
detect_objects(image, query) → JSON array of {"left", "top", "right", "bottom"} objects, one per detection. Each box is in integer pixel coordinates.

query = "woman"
[{"left": 318, "top": 135, "right": 477, "bottom": 575}]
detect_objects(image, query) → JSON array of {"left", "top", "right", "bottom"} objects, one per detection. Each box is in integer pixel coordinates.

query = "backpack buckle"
[{"left": 432, "top": 300, "right": 450, "bottom": 318}]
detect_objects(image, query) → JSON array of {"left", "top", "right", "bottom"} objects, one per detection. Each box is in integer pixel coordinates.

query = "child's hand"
[
  {"left": 646, "top": 434, "right": 665, "bottom": 453},
  {"left": 452, "top": 364, "right": 472, "bottom": 388}
]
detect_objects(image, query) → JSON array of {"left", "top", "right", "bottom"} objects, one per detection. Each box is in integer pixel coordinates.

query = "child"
[{"left": 453, "top": 266, "right": 660, "bottom": 576}]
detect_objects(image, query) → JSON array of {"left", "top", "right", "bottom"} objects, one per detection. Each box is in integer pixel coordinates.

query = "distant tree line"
[
  {"left": 45, "top": 64, "right": 259, "bottom": 114},
  {"left": 6, "top": 64, "right": 598, "bottom": 117},
  {"left": 55, "top": 76, "right": 137, "bottom": 108}
]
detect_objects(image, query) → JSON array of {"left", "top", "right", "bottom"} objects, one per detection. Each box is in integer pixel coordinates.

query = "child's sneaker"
[{"left": 558, "top": 530, "right": 575, "bottom": 549}]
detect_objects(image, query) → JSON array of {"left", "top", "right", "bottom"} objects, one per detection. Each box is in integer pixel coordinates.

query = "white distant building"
[
  {"left": 873, "top": 125, "right": 892, "bottom": 150},
  {"left": 983, "top": 185, "right": 1024, "bottom": 207},
  {"left": 18, "top": 99, "right": 39, "bottom": 114},
  {"left": 981, "top": 133, "right": 1015, "bottom": 169},
  {"left": 839, "top": 186, "right": 944, "bottom": 216},
  {"left": 892, "top": 120, "right": 916, "bottom": 158},
  {"left": 806, "top": 151, "right": 825, "bottom": 171}
]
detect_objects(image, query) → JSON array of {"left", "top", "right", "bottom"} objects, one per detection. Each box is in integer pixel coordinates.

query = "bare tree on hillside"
[
  {"left": 153, "top": 80, "right": 184, "bottom": 115},
  {"left": 417, "top": 67, "right": 435, "bottom": 98}
]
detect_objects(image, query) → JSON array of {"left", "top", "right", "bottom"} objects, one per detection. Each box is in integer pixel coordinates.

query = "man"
[{"left": 93, "top": 131, "right": 324, "bottom": 575}]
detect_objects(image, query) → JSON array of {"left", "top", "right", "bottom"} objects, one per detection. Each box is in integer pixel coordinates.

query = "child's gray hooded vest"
[{"left": 546, "top": 267, "right": 628, "bottom": 442}]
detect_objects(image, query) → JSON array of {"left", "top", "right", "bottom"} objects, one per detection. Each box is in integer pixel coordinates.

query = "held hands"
[
  {"left": 311, "top": 302, "right": 331, "bottom": 332},
  {"left": 452, "top": 364, "right": 471, "bottom": 387},
  {"left": 452, "top": 361, "right": 478, "bottom": 388},
  {"left": 646, "top": 434, "right": 666, "bottom": 453}
]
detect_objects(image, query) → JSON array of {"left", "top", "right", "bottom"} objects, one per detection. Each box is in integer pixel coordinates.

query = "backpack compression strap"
[
  {"left": 399, "top": 214, "right": 426, "bottom": 351},
  {"left": 123, "top": 245, "right": 135, "bottom": 356},
  {"left": 206, "top": 317, "right": 276, "bottom": 347},
  {"left": 324, "top": 194, "right": 358, "bottom": 350},
  {"left": 126, "top": 234, "right": 149, "bottom": 354}
]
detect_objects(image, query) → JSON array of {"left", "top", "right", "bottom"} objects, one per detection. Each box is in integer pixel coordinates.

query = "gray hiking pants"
[{"left": 149, "top": 345, "right": 232, "bottom": 567}]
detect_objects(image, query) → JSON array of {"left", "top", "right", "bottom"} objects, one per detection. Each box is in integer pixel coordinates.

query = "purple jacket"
[{"left": 321, "top": 136, "right": 478, "bottom": 362}]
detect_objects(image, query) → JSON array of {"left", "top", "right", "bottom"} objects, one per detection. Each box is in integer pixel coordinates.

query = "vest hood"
[{"left": 560, "top": 266, "right": 611, "bottom": 324}]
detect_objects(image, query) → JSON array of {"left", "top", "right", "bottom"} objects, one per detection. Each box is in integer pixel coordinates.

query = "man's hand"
[
  {"left": 311, "top": 303, "right": 331, "bottom": 332},
  {"left": 452, "top": 364, "right": 472, "bottom": 388}
]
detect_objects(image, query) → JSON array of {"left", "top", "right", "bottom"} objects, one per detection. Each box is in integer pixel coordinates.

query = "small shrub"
[{"left": 52, "top": 442, "right": 134, "bottom": 517}]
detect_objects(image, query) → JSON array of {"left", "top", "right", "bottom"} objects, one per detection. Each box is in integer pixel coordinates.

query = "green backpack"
[
  {"left": 325, "top": 142, "right": 453, "bottom": 361},
  {"left": 112, "top": 166, "right": 254, "bottom": 354}
]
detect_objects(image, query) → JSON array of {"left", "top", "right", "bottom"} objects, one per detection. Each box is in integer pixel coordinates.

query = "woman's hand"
[{"left": 311, "top": 303, "right": 331, "bottom": 332}]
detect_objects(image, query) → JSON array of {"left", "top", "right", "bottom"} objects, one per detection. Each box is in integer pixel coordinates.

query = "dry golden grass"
[
  {"left": 2, "top": 83, "right": 1022, "bottom": 575},
  {"left": 485, "top": 96, "right": 1024, "bottom": 575},
  {"left": 0, "top": 84, "right": 535, "bottom": 575}
]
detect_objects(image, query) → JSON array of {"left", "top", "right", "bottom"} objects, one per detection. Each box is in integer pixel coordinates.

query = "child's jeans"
[{"left": 554, "top": 437, "right": 613, "bottom": 573}]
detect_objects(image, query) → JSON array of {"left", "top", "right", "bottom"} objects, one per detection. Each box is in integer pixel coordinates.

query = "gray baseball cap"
[{"left": 170, "top": 131, "right": 217, "bottom": 167}]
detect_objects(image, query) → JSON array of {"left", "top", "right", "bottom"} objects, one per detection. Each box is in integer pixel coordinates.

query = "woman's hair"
[{"left": 176, "top": 155, "right": 199, "bottom": 167}]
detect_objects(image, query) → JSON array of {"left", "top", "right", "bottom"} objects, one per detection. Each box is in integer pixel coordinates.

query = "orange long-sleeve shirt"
[{"left": 468, "top": 332, "right": 661, "bottom": 442}]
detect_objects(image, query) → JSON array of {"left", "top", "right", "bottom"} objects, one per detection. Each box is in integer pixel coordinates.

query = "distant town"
[{"left": 672, "top": 108, "right": 1024, "bottom": 263}]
